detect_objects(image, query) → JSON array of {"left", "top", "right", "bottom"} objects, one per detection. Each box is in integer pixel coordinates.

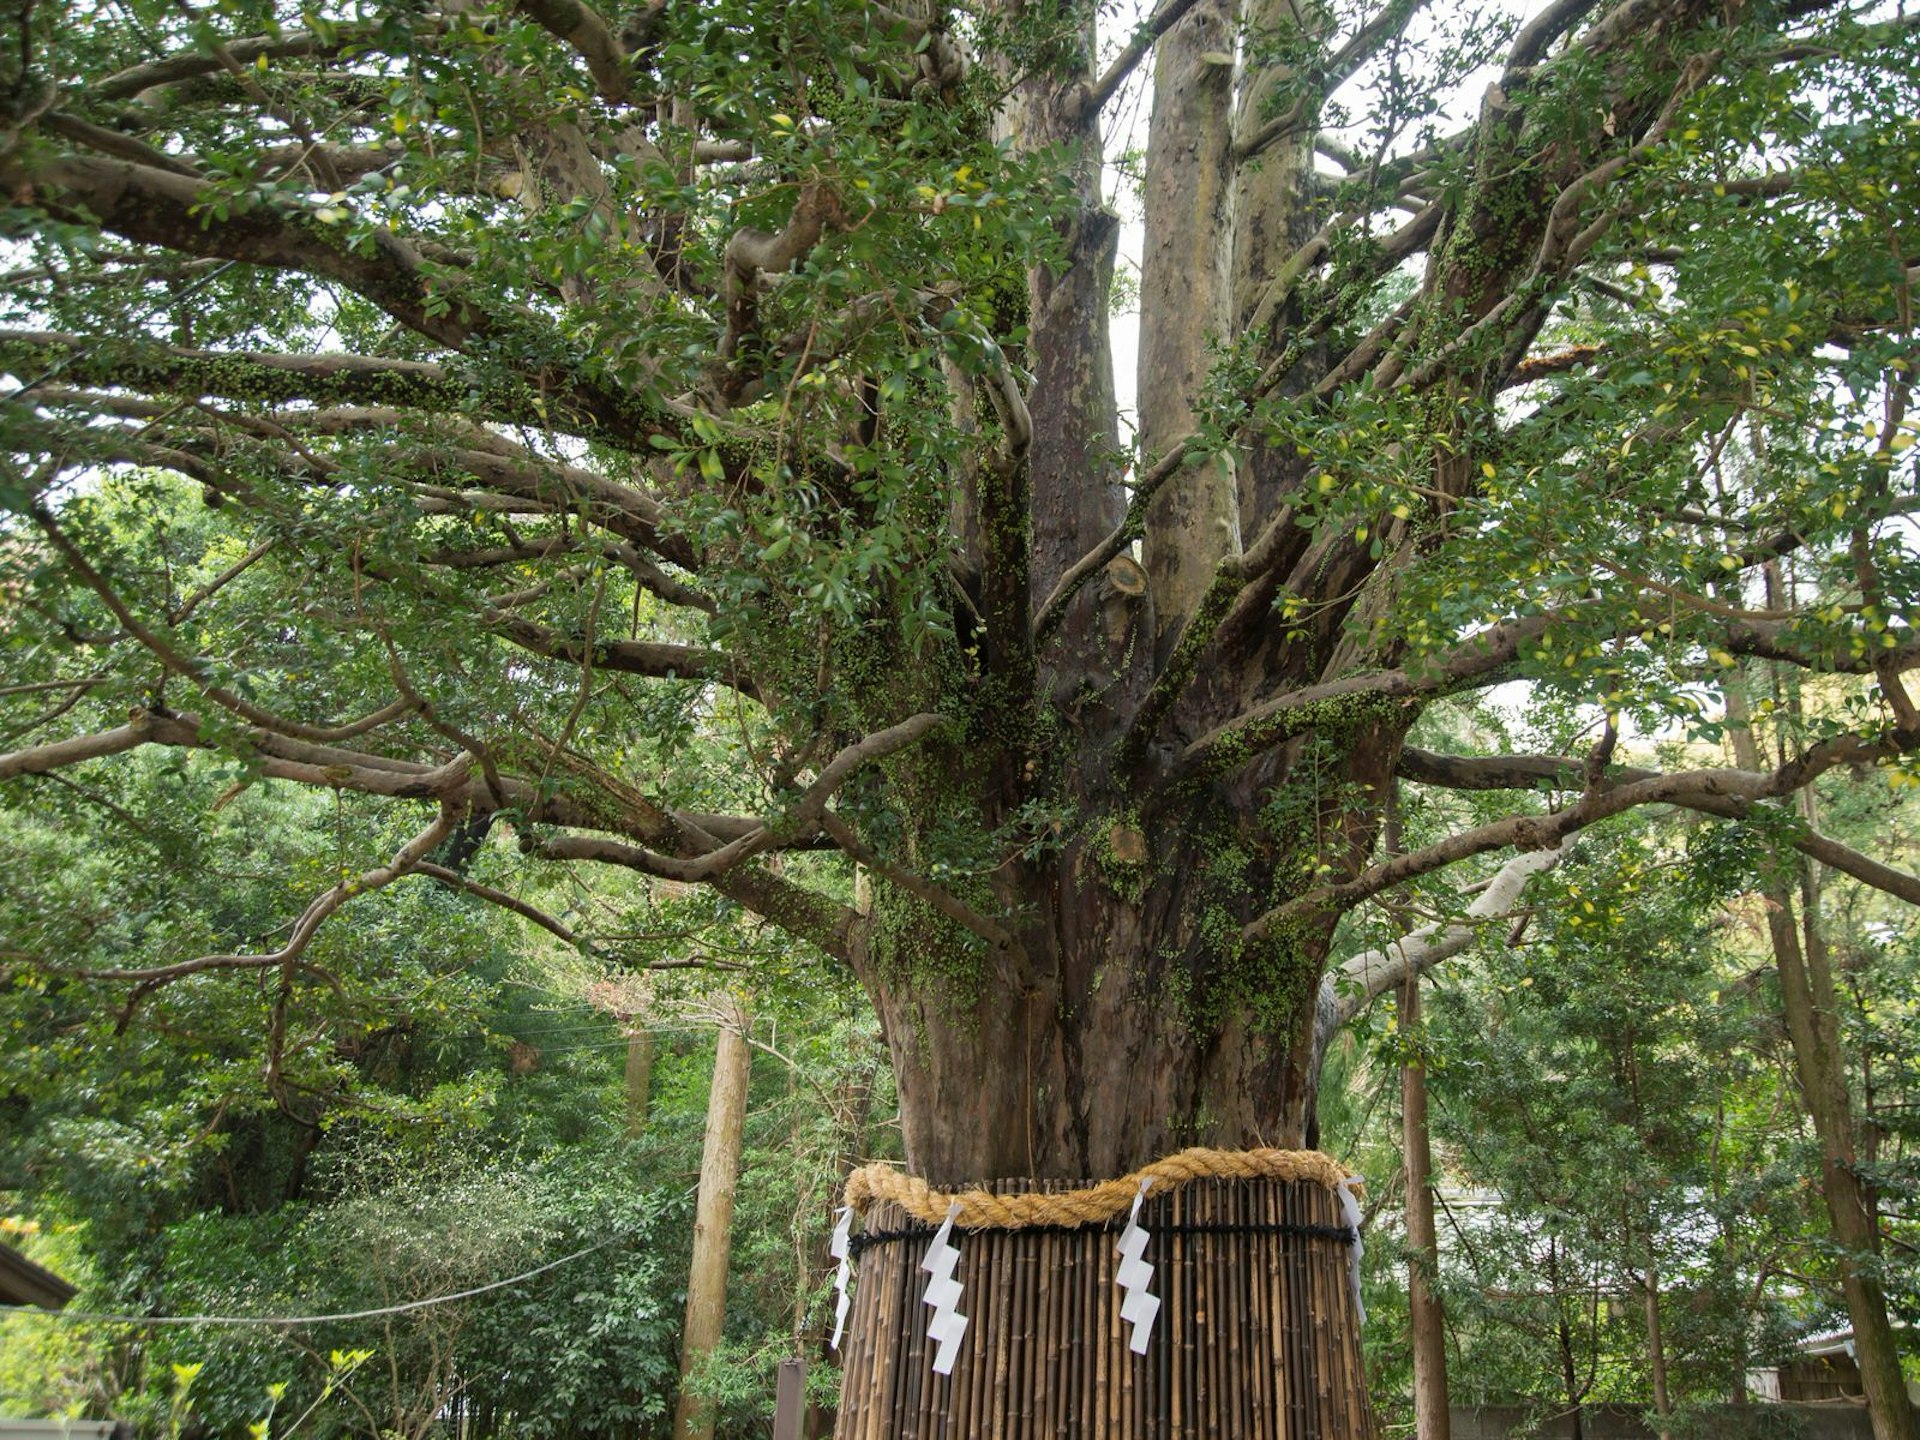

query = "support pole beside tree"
[{"left": 673, "top": 1002, "right": 753, "bottom": 1440}]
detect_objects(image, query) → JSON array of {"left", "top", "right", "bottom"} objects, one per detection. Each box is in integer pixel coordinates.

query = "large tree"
[{"left": 4, "top": 0, "right": 1919, "bottom": 1211}]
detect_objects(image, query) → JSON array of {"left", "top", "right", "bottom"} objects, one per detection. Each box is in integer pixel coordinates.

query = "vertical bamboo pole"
[
  {"left": 991, "top": 1218, "right": 1014, "bottom": 1440},
  {"left": 841, "top": 1223, "right": 871, "bottom": 1440},
  {"left": 879, "top": 1203, "right": 910, "bottom": 1440},
  {"left": 1252, "top": 1179, "right": 1275, "bottom": 1440},
  {"left": 1153, "top": 1194, "right": 1169, "bottom": 1435},
  {"left": 1205, "top": 1181, "right": 1223, "bottom": 1440},
  {"left": 1227, "top": 1181, "right": 1244, "bottom": 1439},
  {"left": 1105, "top": 1198, "right": 1121, "bottom": 1440},
  {"left": 1289, "top": 1183, "right": 1310, "bottom": 1440},
  {"left": 1040, "top": 1203, "right": 1060, "bottom": 1438},
  {"left": 1171, "top": 1180, "right": 1187, "bottom": 1440},
  {"left": 1192, "top": 1180, "right": 1206, "bottom": 1440},
  {"left": 1071, "top": 1208, "right": 1089, "bottom": 1436},
  {"left": 1016, "top": 1216, "right": 1031, "bottom": 1440},
  {"left": 901, "top": 1200, "right": 927, "bottom": 1439},
  {"left": 1330, "top": 1186, "right": 1346, "bottom": 1425},
  {"left": 1312, "top": 1184, "right": 1334, "bottom": 1426},
  {"left": 1260, "top": 1177, "right": 1280, "bottom": 1440},
  {"left": 858, "top": 1202, "right": 884, "bottom": 1440},
  {"left": 1060, "top": 1187, "right": 1079, "bottom": 1438},
  {"left": 1070, "top": 1206, "right": 1085, "bottom": 1437},
  {"left": 855, "top": 1202, "right": 889, "bottom": 1440}
]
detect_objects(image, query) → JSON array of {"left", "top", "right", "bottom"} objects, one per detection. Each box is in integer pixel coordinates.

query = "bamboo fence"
[{"left": 833, "top": 1175, "right": 1372, "bottom": 1439}]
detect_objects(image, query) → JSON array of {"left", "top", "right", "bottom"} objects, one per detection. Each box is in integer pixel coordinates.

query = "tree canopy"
[{"left": 2, "top": 0, "right": 1919, "bottom": 1183}]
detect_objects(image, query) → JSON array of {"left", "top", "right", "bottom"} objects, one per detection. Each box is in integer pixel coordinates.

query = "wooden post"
[
  {"left": 672, "top": 1004, "right": 752, "bottom": 1440},
  {"left": 773, "top": 1358, "right": 807, "bottom": 1440},
  {"left": 623, "top": 1025, "right": 654, "bottom": 1137}
]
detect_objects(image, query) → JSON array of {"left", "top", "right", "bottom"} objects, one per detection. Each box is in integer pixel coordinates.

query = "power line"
[
  {"left": 495, "top": 1029, "right": 725, "bottom": 1052},
  {"left": 0, "top": 1233, "right": 630, "bottom": 1330}
]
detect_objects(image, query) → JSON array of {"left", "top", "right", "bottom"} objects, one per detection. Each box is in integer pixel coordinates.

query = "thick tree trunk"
[
  {"left": 1230, "top": 0, "right": 1326, "bottom": 536},
  {"left": 672, "top": 1009, "right": 752, "bottom": 1440},
  {"left": 1402, "top": 975, "right": 1451, "bottom": 1440},
  {"left": 865, "top": 736, "right": 1395, "bottom": 1182}
]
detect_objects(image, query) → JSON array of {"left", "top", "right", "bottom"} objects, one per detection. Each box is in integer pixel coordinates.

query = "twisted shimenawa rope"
[{"left": 844, "top": 1147, "right": 1357, "bottom": 1230}]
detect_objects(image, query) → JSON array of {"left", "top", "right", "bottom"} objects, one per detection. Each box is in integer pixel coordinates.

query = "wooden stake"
[{"left": 672, "top": 1010, "right": 751, "bottom": 1440}]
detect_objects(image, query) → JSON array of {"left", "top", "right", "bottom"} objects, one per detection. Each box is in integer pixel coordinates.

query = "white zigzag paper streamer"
[
  {"left": 1115, "top": 1177, "right": 1160, "bottom": 1355},
  {"left": 828, "top": 1205, "right": 854, "bottom": 1350},
  {"left": 919, "top": 1202, "right": 968, "bottom": 1375},
  {"left": 1336, "top": 1175, "right": 1367, "bottom": 1326}
]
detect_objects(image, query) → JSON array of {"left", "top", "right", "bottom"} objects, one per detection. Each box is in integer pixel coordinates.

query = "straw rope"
[{"left": 843, "top": 1146, "right": 1357, "bottom": 1229}]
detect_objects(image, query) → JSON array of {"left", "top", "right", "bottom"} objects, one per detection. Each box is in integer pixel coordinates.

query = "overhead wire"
[{"left": 0, "top": 1232, "right": 631, "bottom": 1329}]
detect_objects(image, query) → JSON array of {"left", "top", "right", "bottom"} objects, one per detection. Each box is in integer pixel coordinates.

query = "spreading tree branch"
[
  {"left": 1251, "top": 718, "right": 1920, "bottom": 942},
  {"left": 412, "top": 862, "right": 584, "bottom": 948},
  {"left": 538, "top": 713, "right": 947, "bottom": 883},
  {"left": 514, "top": 0, "right": 635, "bottom": 102},
  {"left": 60, "top": 808, "right": 456, "bottom": 985},
  {"left": 30, "top": 504, "right": 419, "bottom": 744},
  {"left": 1175, "top": 616, "right": 1555, "bottom": 782},
  {"left": 2, "top": 155, "right": 672, "bottom": 448},
  {"left": 487, "top": 617, "right": 756, "bottom": 700},
  {"left": 1399, "top": 747, "right": 1920, "bottom": 907},
  {"left": 1310, "top": 842, "right": 1568, "bottom": 1066},
  {"left": 1072, "top": 0, "right": 1213, "bottom": 122},
  {"left": 92, "top": 26, "right": 379, "bottom": 100},
  {"left": 817, "top": 810, "right": 1013, "bottom": 951}
]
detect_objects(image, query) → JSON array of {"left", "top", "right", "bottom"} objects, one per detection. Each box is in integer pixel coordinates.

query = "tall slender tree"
[
  {"left": 1726, "top": 661, "right": 1916, "bottom": 1440},
  {"left": 1401, "top": 972, "right": 1452, "bottom": 1440}
]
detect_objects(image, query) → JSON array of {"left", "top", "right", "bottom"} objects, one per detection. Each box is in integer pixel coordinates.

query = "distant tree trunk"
[
  {"left": 1550, "top": 1237, "right": 1587, "bottom": 1440},
  {"left": 1725, "top": 678, "right": 1918, "bottom": 1440},
  {"left": 1643, "top": 1266, "right": 1672, "bottom": 1440},
  {"left": 624, "top": 1026, "right": 654, "bottom": 1138},
  {"left": 1403, "top": 974, "right": 1451, "bottom": 1440},
  {"left": 673, "top": 1006, "right": 752, "bottom": 1440}
]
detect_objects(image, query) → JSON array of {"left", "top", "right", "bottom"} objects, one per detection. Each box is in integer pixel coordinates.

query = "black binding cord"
[{"left": 847, "top": 1219, "right": 1354, "bottom": 1257}]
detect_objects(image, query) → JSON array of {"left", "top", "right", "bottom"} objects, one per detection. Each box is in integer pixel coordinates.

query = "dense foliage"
[
  {"left": 0, "top": 741, "right": 887, "bottom": 1437},
  {"left": 1327, "top": 754, "right": 1920, "bottom": 1430}
]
